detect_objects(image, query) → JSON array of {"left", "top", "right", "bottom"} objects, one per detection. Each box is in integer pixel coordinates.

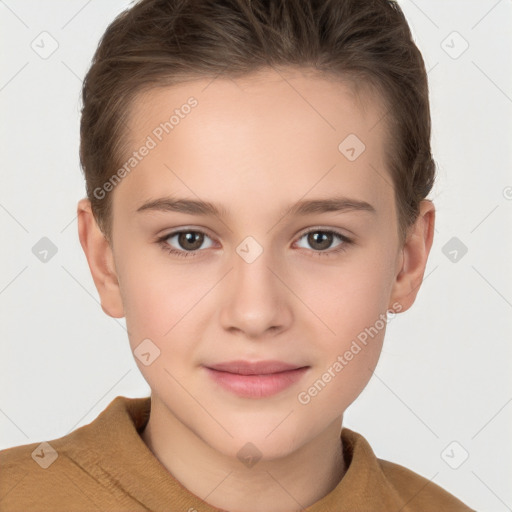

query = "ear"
[
  {"left": 389, "top": 199, "right": 435, "bottom": 313},
  {"left": 77, "top": 198, "right": 125, "bottom": 318}
]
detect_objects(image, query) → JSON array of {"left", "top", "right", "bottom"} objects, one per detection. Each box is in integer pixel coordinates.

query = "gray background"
[{"left": 1, "top": 1, "right": 511, "bottom": 510}]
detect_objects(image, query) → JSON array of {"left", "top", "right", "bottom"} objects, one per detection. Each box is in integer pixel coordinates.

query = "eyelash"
[{"left": 156, "top": 228, "right": 354, "bottom": 259}]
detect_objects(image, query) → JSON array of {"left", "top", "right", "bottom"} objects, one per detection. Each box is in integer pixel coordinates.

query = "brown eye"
[
  {"left": 158, "top": 230, "right": 215, "bottom": 258},
  {"left": 295, "top": 229, "right": 353, "bottom": 257},
  {"left": 176, "top": 231, "right": 204, "bottom": 251},
  {"left": 307, "top": 231, "right": 334, "bottom": 251}
]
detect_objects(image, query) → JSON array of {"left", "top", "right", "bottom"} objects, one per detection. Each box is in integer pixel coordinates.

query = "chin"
[{"left": 200, "top": 416, "right": 315, "bottom": 462}]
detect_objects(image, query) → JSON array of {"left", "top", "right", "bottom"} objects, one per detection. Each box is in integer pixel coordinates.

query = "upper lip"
[{"left": 205, "top": 360, "right": 308, "bottom": 375}]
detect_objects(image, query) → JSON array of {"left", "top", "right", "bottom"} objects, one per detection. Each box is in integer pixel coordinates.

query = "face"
[{"left": 89, "top": 67, "right": 414, "bottom": 460}]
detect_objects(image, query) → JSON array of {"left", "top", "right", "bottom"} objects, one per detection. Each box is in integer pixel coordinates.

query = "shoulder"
[
  {"left": 0, "top": 438, "right": 109, "bottom": 511},
  {"left": 377, "top": 457, "right": 475, "bottom": 512},
  {"left": 340, "top": 428, "right": 475, "bottom": 512},
  {"left": 0, "top": 396, "right": 150, "bottom": 511}
]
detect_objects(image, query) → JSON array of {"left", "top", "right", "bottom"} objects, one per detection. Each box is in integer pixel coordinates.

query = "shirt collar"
[{"left": 64, "top": 395, "right": 408, "bottom": 511}]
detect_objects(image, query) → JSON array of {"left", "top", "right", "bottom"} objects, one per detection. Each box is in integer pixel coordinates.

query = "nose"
[{"left": 218, "top": 245, "right": 293, "bottom": 340}]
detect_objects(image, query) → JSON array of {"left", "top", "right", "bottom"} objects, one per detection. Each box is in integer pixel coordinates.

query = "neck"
[{"left": 140, "top": 396, "right": 346, "bottom": 512}]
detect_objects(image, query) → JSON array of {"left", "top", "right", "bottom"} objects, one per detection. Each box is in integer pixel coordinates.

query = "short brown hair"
[{"left": 79, "top": 0, "right": 435, "bottom": 245}]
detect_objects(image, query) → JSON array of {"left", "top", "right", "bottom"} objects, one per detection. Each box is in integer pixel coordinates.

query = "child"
[{"left": 0, "top": 0, "right": 475, "bottom": 510}]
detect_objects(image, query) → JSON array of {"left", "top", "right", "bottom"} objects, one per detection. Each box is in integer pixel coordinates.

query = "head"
[{"left": 77, "top": 0, "right": 435, "bottom": 461}]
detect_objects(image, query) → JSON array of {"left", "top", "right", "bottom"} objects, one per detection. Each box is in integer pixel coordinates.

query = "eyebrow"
[{"left": 135, "top": 196, "right": 376, "bottom": 218}]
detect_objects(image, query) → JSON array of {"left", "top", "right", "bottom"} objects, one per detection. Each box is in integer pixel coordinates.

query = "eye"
[
  {"left": 295, "top": 228, "right": 353, "bottom": 257},
  {"left": 157, "top": 229, "right": 215, "bottom": 258}
]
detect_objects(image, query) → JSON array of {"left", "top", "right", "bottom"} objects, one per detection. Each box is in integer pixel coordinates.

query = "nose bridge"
[
  {"left": 219, "top": 237, "right": 291, "bottom": 336},
  {"left": 232, "top": 237, "right": 279, "bottom": 306}
]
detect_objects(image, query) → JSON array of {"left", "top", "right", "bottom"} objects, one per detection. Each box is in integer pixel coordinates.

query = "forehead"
[
  {"left": 114, "top": 67, "right": 393, "bottom": 221},
  {"left": 128, "top": 67, "right": 384, "bottom": 141}
]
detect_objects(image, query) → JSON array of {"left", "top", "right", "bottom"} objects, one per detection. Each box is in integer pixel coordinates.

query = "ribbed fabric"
[{"left": 0, "top": 395, "right": 474, "bottom": 511}]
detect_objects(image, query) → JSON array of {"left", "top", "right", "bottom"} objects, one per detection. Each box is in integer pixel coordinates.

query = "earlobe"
[
  {"left": 77, "top": 198, "right": 125, "bottom": 318},
  {"left": 388, "top": 200, "right": 436, "bottom": 313}
]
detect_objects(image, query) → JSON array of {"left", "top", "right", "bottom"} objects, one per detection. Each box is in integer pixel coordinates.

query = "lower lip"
[{"left": 204, "top": 367, "right": 309, "bottom": 398}]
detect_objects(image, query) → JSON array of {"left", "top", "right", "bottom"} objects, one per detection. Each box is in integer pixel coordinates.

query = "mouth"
[{"left": 203, "top": 360, "right": 310, "bottom": 398}]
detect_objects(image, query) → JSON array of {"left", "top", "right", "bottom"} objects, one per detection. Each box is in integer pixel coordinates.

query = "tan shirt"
[{"left": 0, "top": 395, "right": 474, "bottom": 511}]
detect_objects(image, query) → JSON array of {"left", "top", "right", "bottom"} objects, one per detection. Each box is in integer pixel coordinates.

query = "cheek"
[
  {"left": 298, "top": 244, "right": 395, "bottom": 400},
  {"left": 118, "top": 251, "right": 207, "bottom": 352},
  {"left": 309, "top": 248, "right": 395, "bottom": 341},
  {"left": 297, "top": 261, "right": 391, "bottom": 413},
  {"left": 120, "top": 267, "right": 205, "bottom": 395},
  {"left": 296, "top": 335, "right": 384, "bottom": 417}
]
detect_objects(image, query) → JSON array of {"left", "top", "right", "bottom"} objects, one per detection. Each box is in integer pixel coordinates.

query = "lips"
[
  {"left": 206, "top": 360, "right": 306, "bottom": 375},
  {"left": 203, "top": 360, "right": 310, "bottom": 398}
]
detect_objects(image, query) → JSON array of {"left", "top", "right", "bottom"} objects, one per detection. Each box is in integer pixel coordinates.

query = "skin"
[{"left": 77, "top": 67, "right": 435, "bottom": 512}]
